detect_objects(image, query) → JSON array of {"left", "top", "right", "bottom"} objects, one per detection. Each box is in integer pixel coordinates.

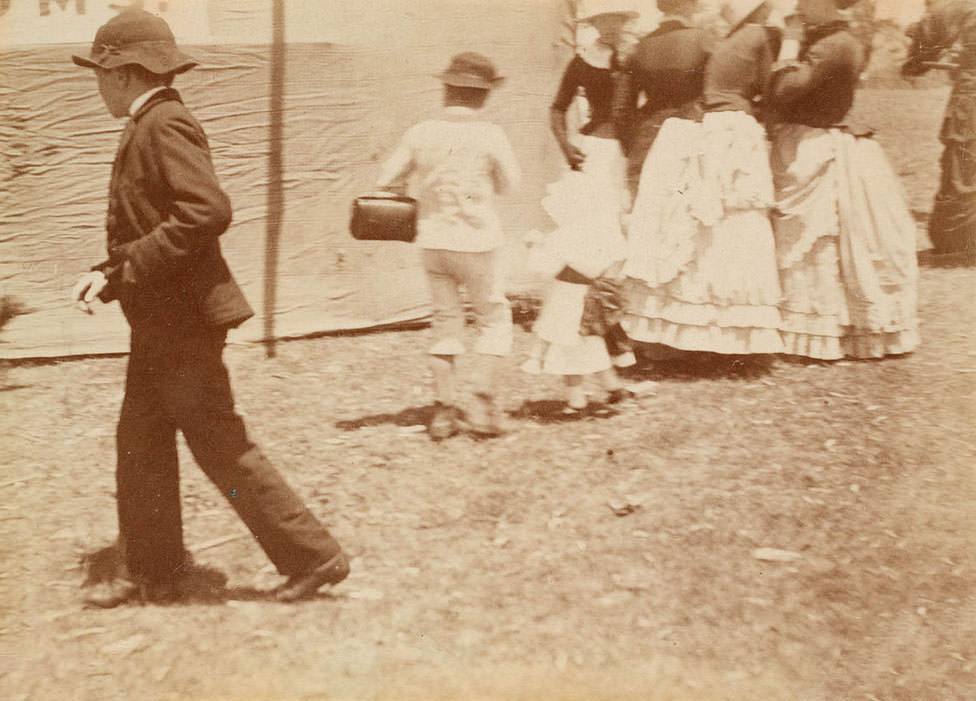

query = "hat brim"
[
  {"left": 435, "top": 72, "right": 505, "bottom": 89},
  {"left": 579, "top": 10, "right": 640, "bottom": 23},
  {"left": 724, "top": 0, "right": 769, "bottom": 36},
  {"left": 72, "top": 45, "right": 198, "bottom": 75}
]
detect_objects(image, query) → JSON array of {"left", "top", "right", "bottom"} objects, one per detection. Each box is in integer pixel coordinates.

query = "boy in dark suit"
[{"left": 70, "top": 9, "right": 348, "bottom": 607}]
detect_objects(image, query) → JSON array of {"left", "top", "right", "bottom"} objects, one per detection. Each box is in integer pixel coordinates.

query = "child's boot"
[
  {"left": 467, "top": 392, "right": 504, "bottom": 436},
  {"left": 519, "top": 342, "right": 545, "bottom": 374},
  {"left": 428, "top": 402, "right": 460, "bottom": 441}
]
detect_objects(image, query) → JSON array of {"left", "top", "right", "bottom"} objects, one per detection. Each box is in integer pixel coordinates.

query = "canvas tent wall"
[
  {"left": 0, "top": 0, "right": 582, "bottom": 359},
  {"left": 1, "top": 0, "right": 919, "bottom": 360}
]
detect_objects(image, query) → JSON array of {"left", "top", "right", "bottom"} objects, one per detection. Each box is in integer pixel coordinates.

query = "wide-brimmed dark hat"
[
  {"left": 578, "top": 10, "right": 640, "bottom": 23},
  {"left": 71, "top": 9, "right": 198, "bottom": 75},
  {"left": 576, "top": 1, "right": 640, "bottom": 23},
  {"left": 435, "top": 52, "right": 505, "bottom": 89}
]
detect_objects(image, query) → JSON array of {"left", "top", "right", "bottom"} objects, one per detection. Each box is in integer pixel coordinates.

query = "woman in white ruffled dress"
[
  {"left": 622, "top": 0, "right": 785, "bottom": 355},
  {"left": 523, "top": 7, "right": 636, "bottom": 411},
  {"left": 767, "top": 0, "right": 919, "bottom": 358}
]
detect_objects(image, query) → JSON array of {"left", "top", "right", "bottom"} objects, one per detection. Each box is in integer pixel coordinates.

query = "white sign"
[{"left": 0, "top": 0, "right": 213, "bottom": 46}]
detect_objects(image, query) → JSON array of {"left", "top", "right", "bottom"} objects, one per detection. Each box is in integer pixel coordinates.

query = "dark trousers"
[{"left": 116, "top": 323, "right": 340, "bottom": 583}]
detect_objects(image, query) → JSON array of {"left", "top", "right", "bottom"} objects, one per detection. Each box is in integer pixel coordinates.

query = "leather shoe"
[
  {"left": 82, "top": 578, "right": 139, "bottom": 609},
  {"left": 606, "top": 388, "right": 636, "bottom": 404},
  {"left": 274, "top": 552, "right": 350, "bottom": 603},
  {"left": 82, "top": 577, "right": 181, "bottom": 608}
]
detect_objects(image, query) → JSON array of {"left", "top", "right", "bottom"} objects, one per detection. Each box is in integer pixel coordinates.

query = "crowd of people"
[
  {"left": 65, "top": 1, "right": 966, "bottom": 607},
  {"left": 376, "top": 0, "right": 954, "bottom": 438}
]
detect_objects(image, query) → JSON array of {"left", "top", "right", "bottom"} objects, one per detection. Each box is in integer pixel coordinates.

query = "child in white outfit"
[
  {"left": 523, "top": 142, "right": 635, "bottom": 412},
  {"left": 377, "top": 52, "right": 521, "bottom": 439}
]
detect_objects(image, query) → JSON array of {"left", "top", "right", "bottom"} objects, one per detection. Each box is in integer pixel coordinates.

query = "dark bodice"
[
  {"left": 703, "top": 23, "right": 781, "bottom": 116},
  {"left": 551, "top": 54, "right": 617, "bottom": 135},
  {"left": 628, "top": 20, "right": 711, "bottom": 120}
]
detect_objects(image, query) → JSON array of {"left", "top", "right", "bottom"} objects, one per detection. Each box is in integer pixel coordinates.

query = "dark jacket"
[
  {"left": 95, "top": 88, "right": 253, "bottom": 330},
  {"left": 628, "top": 19, "right": 711, "bottom": 123},
  {"left": 551, "top": 54, "right": 618, "bottom": 136},
  {"left": 703, "top": 23, "right": 782, "bottom": 116}
]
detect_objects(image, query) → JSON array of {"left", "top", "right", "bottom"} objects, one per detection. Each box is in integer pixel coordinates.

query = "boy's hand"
[
  {"left": 563, "top": 144, "right": 586, "bottom": 170},
  {"left": 901, "top": 58, "right": 927, "bottom": 78},
  {"left": 71, "top": 271, "right": 108, "bottom": 314}
]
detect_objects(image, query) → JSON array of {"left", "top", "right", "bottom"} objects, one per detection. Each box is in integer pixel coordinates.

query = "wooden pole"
[{"left": 263, "top": 0, "right": 285, "bottom": 358}]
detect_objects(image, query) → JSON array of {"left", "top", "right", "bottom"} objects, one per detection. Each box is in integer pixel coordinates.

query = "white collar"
[
  {"left": 128, "top": 86, "right": 168, "bottom": 119},
  {"left": 444, "top": 105, "right": 480, "bottom": 117}
]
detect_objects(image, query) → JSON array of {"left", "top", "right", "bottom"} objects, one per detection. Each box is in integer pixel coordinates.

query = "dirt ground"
[{"left": 1, "top": 87, "right": 974, "bottom": 701}]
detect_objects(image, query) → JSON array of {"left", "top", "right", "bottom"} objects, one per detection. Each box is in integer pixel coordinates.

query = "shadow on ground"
[
  {"left": 335, "top": 404, "right": 436, "bottom": 431},
  {"left": 510, "top": 399, "right": 622, "bottom": 423},
  {"left": 621, "top": 345, "right": 777, "bottom": 381},
  {"left": 79, "top": 544, "right": 341, "bottom": 606}
]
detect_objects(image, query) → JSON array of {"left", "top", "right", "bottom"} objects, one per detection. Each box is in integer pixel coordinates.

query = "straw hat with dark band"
[
  {"left": 434, "top": 52, "right": 505, "bottom": 89},
  {"left": 71, "top": 9, "right": 198, "bottom": 75}
]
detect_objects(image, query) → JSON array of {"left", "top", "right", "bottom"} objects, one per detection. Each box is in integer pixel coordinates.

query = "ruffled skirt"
[
  {"left": 769, "top": 123, "right": 919, "bottom": 359},
  {"left": 622, "top": 112, "right": 783, "bottom": 354}
]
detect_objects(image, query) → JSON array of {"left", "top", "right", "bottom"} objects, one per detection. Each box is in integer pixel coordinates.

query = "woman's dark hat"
[
  {"left": 71, "top": 9, "right": 198, "bottom": 75},
  {"left": 435, "top": 52, "right": 505, "bottom": 89}
]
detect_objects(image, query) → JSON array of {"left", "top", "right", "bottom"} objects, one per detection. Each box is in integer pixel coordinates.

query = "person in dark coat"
[
  {"left": 70, "top": 9, "right": 349, "bottom": 607},
  {"left": 902, "top": 0, "right": 976, "bottom": 257}
]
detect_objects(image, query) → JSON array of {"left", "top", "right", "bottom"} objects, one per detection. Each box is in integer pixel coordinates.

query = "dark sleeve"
[
  {"left": 611, "top": 61, "right": 637, "bottom": 151},
  {"left": 551, "top": 56, "right": 583, "bottom": 112},
  {"left": 770, "top": 35, "right": 858, "bottom": 108},
  {"left": 111, "top": 112, "right": 232, "bottom": 288}
]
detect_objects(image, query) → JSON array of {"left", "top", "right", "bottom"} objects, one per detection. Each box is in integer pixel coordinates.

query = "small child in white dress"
[{"left": 522, "top": 167, "right": 636, "bottom": 412}]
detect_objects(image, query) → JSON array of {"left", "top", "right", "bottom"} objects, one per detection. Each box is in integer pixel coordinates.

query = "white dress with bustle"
[{"left": 622, "top": 110, "right": 784, "bottom": 354}]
